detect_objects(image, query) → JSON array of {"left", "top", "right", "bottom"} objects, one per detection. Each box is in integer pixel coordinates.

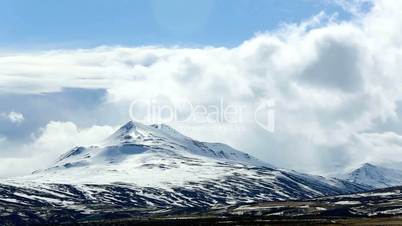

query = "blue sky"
[{"left": 0, "top": 0, "right": 350, "bottom": 49}]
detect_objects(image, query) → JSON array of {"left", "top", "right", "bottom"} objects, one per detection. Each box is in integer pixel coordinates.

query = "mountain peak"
[
  {"left": 150, "top": 123, "right": 188, "bottom": 139},
  {"left": 360, "top": 163, "right": 376, "bottom": 169},
  {"left": 115, "top": 120, "right": 137, "bottom": 135},
  {"left": 105, "top": 120, "right": 141, "bottom": 143},
  {"left": 351, "top": 163, "right": 385, "bottom": 175},
  {"left": 105, "top": 121, "right": 187, "bottom": 143},
  {"left": 122, "top": 120, "right": 136, "bottom": 130},
  {"left": 343, "top": 163, "right": 402, "bottom": 188},
  {"left": 47, "top": 120, "right": 273, "bottom": 175}
]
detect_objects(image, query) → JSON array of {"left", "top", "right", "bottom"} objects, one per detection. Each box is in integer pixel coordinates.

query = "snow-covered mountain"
[
  {"left": 26, "top": 121, "right": 271, "bottom": 185},
  {"left": 0, "top": 121, "right": 370, "bottom": 224},
  {"left": 341, "top": 163, "right": 402, "bottom": 188}
]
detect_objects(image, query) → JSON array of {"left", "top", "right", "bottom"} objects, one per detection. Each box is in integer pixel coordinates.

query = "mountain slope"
[
  {"left": 0, "top": 121, "right": 370, "bottom": 224},
  {"left": 341, "top": 163, "right": 402, "bottom": 188}
]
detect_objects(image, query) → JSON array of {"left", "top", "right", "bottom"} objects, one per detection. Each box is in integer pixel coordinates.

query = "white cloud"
[
  {"left": 0, "top": 121, "right": 116, "bottom": 178},
  {"left": 2, "top": 111, "right": 24, "bottom": 124},
  {"left": 1, "top": 0, "right": 402, "bottom": 174}
]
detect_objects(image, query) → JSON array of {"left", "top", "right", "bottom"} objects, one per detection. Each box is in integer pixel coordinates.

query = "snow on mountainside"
[
  {"left": 341, "top": 163, "right": 402, "bottom": 188},
  {"left": 0, "top": 121, "right": 371, "bottom": 224}
]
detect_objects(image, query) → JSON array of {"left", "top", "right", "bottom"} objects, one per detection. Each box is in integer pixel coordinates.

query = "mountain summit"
[
  {"left": 341, "top": 163, "right": 402, "bottom": 188},
  {"left": 100, "top": 120, "right": 267, "bottom": 167},
  {"left": 39, "top": 121, "right": 271, "bottom": 186}
]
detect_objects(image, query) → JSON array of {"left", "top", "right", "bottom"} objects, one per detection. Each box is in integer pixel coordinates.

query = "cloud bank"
[
  {"left": 1, "top": 0, "right": 402, "bottom": 176},
  {"left": 0, "top": 122, "right": 115, "bottom": 178}
]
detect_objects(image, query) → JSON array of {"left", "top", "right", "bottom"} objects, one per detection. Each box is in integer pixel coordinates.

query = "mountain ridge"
[
  {"left": 340, "top": 163, "right": 402, "bottom": 188},
  {"left": 0, "top": 121, "right": 371, "bottom": 224}
]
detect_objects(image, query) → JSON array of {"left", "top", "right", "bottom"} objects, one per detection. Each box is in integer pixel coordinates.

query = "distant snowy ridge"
[{"left": 340, "top": 163, "right": 402, "bottom": 188}]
